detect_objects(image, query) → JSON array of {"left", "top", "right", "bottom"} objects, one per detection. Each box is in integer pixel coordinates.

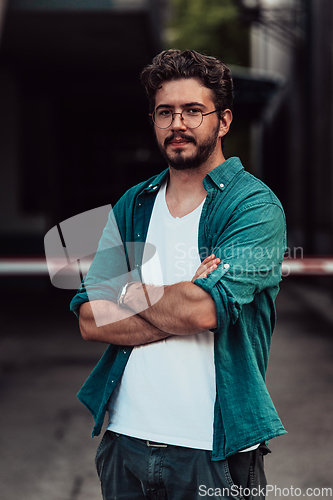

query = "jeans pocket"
[
  {"left": 95, "top": 430, "right": 118, "bottom": 476},
  {"left": 211, "top": 458, "right": 246, "bottom": 500},
  {"left": 249, "top": 447, "right": 268, "bottom": 499},
  {"left": 226, "top": 447, "right": 268, "bottom": 500}
]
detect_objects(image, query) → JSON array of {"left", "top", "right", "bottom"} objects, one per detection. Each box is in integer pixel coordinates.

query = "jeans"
[{"left": 95, "top": 431, "right": 270, "bottom": 500}]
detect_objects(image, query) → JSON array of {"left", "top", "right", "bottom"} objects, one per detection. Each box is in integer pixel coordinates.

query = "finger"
[
  {"left": 196, "top": 263, "right": 218, "bottom": 280},
  {"left": 198, "top": 258, "right": 220, "bottom": 274},
  {"left": 193, "top": 260, "right": 219, "bottom": 280},
  {"left": 201, "top": 254, "right": 216, "bottom": 265},
  {"left": 192, "top": 257, "right": 220, "bottom": 282}
]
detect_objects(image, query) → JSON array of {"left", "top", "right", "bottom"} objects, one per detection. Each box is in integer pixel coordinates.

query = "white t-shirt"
[
  {"left": 107, "top": 182, "right": 216, "bottom": 450},
  {"left": 107, "top": 182, "right": 259, "bottom": 453}
]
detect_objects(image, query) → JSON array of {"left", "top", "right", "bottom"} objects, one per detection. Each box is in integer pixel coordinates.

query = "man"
[{"left": 70, "top": 50, "right": 286, "bottom": 500}]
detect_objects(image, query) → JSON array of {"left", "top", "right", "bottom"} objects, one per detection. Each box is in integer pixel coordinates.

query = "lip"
[
  {"left": 169, "top": 140, "right": 192, "bottom": 147},
  {"left": 164, "top": 134, "right": 196, "bottom": 148}
]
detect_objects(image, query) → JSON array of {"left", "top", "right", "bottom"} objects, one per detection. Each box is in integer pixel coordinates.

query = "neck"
[
  {"left": 165, "top": 153, "right": 226, "bottom": 218},
  {"left": 167, "top": 151, "right": 226, "bottom": 197}
]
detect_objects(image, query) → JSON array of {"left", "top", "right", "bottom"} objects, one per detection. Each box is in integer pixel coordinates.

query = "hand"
[{"left": 191, "top": 254, "right": 220, "bottom": 282}]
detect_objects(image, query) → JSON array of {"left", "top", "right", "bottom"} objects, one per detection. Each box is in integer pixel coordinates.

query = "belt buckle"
[{"left": 146, "top": 440, "right": 168, "bottom": 448}]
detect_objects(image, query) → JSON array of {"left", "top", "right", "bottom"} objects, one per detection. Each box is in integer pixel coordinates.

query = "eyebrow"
[{"left": 155, "top": 102, "right": 206, "bottom": 111}]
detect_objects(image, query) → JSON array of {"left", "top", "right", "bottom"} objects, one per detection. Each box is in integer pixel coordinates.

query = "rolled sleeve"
[
  {"left": 70, "top": 283, "right": 89, "bottom": 318},
  {"left": 195, "top": 263, "right": 241, "bottom": 329},
  {"left": 195, "top": 202, "right": 286, "bottom": 332}
]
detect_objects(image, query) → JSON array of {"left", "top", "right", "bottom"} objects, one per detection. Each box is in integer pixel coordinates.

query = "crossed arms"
[{"left": 79, "top": 255, "right": 219, "bottom": 345}]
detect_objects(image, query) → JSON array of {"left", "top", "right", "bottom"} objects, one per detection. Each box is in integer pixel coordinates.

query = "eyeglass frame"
[{"left": 149, "top": 108, "right": 221, "bottom": 129}]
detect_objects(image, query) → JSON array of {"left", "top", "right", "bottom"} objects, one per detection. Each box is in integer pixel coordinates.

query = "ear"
[{"left": 218, "top": 109, "right": 233, "bottom": 138}]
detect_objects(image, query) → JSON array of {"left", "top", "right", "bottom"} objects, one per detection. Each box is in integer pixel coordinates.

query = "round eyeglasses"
[{"left": 150, "top": 108, "right": 219, "bottom": 129}]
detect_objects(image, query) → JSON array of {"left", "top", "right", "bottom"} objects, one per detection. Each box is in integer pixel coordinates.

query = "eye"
[
  {"left": 156, "top": 109, "right": 172, "bottom": 118},
  {"left": 185, "top": 108, "right": 201, "bottom": 116}
]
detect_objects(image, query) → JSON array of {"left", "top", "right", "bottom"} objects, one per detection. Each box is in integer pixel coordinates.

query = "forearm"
[
  {"left": 79, "top": 300, "right": 171, "bottom": 345},
  {"left": 124, "top": 281, "right": 217, "bottom": 335}
]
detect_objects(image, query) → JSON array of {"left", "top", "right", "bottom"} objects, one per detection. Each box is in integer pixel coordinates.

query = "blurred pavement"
[{"left": 0, "top": 279, "right": 333, "bottom": 500}]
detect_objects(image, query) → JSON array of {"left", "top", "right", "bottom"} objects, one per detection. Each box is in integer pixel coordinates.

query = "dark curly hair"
[{"left": 140, "top": 49, "right": 233, "bottom": 117}]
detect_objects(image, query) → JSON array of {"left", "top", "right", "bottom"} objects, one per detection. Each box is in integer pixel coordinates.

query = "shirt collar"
[
  {"left": 140, "top": 157, "right": 244, "bottom": 195},
  {"left": 204, "top": 157, "right": 244, "bottom": 192},
  {"left": 142, "top": 168, "right": 169, "bottom": 194}
]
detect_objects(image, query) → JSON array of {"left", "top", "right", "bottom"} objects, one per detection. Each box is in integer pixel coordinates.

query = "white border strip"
[{"left": 1, "top": 257, "right": 333, "bottom": 276}]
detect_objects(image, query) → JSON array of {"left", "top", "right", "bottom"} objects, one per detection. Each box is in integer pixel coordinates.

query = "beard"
[{"left": 157, "top": 122, "right": 221, "bottom": 171}]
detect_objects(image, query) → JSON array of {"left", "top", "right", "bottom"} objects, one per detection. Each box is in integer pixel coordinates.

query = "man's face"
[{"left": 153, "top": 78, "right": 225, "bottom": 171}]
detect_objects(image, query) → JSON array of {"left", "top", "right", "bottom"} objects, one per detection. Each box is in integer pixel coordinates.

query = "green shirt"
[{"left": 70, "top": 157, "right": 287, "bottom": 460}]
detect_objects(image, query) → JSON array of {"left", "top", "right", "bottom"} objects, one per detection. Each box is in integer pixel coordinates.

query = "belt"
[
  {"left": 108, "top": 430, "right": 169, "bottom": 448},
  {"left": 146, "top": 440, "right": 168, "bottom": 448}
]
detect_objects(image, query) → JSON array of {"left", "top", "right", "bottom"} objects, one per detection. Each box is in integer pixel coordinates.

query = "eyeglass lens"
[{"left": 153, "top": 109, "right": 203, "bottom": 129}]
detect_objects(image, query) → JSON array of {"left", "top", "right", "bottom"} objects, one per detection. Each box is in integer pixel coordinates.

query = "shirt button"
[
  {"left": 137, "top": 233, "right": 141, "bottom": 237},
  {"left": 220, "top": 183, "right": 224, "bottom": 188},
  {"left": 123, "top": 350, "right": 127, "bottom": 354},
  {"left": 138, "top": 203, "right": 142, "bottom": 206},
  {"left": 224, "top": 263, "right": 230, "bottom": 269}
]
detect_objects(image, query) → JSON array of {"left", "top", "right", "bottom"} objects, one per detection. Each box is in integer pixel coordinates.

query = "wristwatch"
[{"left": 117, "top": 282, "right": 133, "bottom": 307}]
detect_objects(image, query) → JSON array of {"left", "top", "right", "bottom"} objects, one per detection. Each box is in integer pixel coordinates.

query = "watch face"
[{"left": 117, "top": 282, "right": 128, "bottom": 306}]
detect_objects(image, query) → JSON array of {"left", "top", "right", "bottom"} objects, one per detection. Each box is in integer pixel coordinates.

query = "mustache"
[{"left": 164, "top": 133, "right": 196, "bottom": 147}]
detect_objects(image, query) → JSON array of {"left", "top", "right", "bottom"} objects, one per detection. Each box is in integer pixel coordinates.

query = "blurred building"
[
  {"left": 2, "top": 0, "right": 331, "bottom": 262},
  {"left": 0, "top": 0, "right": 167, "bottom": 258},
  {"left": 239, "top": 0, "right": 333, "bottom": 255},
  {"left": 0, "top": 0, "right": 287, "bottom": 296}
]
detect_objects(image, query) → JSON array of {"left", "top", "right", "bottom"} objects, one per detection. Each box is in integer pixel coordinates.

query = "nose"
[{"left": 171, "top": 112, "right": 187, "bottom": 130}]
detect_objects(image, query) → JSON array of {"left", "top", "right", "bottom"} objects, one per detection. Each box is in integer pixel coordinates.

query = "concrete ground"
[
  {"left": 0, "top": 279, "right": 332, "bottom": 500},
  {"left": 265, "top": 279, "right": 333, "bottom": 498}
]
